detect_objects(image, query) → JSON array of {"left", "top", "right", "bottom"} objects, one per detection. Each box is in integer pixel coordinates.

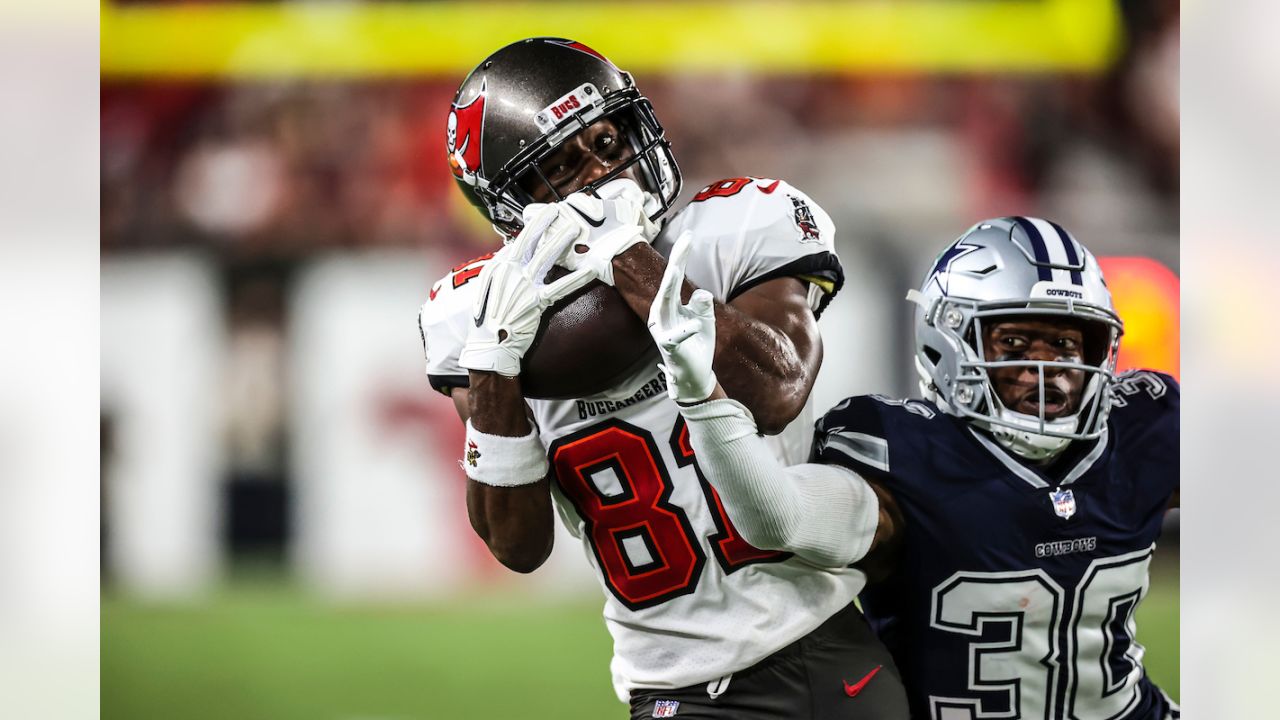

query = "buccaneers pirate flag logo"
[{"left": 447, "top": 81, "right": 485, "bottom": 185}]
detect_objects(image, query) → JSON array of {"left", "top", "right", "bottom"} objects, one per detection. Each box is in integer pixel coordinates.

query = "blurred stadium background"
[{"left": 100, "top": 1, "right": 1179, "bottom": 717}]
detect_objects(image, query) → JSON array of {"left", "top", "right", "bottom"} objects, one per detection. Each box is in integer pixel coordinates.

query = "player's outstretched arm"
[
  {"left": 682, "top": 400, "right": 884, "bottom": 567},
  {"left": 614, "top": 243, "right": 818, "bottom": 435},
  {"left": 647, "top": 232, "right": 884, "bottom": 567}
]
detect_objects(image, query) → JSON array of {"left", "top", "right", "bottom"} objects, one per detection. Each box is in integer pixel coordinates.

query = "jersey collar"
[{"left": 968, "top": 426, "right": 1109, "bottom": 489}]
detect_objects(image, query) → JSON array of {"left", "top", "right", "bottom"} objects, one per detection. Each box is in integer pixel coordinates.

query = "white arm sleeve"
[{"left": 680, "top": 398, "right": 880, "bottom": 568}]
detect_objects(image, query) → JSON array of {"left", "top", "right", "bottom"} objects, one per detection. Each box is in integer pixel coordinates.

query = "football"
[{"left": 520, "top": 266, "right": 657, "bottom": 399}]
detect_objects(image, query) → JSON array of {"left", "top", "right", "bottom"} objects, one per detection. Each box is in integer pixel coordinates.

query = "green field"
[{"left": 103, "top": 559, "right": 1178, "bottom": 719}]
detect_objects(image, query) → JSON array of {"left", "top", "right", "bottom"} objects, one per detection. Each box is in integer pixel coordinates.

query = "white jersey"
[{"left": 419, "top": 177, "right": 863, "bottom": 701}]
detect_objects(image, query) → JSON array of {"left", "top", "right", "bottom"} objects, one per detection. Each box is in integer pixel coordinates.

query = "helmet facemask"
[
  {"left": 479, "top": 90, "right": 680, "bottom": 238},
  {"left": 912, "top": 292, "right": 1123, "bottom": 462}
]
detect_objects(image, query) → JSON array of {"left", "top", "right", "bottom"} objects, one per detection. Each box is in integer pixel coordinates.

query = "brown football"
[{"left": 519, "top": 266, "right": 658, "bottom": 399}]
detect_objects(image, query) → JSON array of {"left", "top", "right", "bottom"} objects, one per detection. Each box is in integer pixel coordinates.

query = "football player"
[
  {"left": 652, "top": 217, "right": 1180, "bottom": 719},
  {"left": 419, "top": 38, "right": 909, "bottom": 718}
]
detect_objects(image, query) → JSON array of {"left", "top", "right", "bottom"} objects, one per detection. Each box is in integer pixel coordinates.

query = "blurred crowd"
[{"left": 101, "top": 2, "right": 1178, "bottom": 262}]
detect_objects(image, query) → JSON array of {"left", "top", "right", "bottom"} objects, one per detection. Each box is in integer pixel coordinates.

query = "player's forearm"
[
  {"left": 708, "top": 308, "right": 813, "bottom": 432},
  {"left": 679, "top": 399, "right": 880, "bottom": 568},
  {"left": 612, "top": 243, "right": 677, "bottom": 322},
  {"left": 612, "top": 245, "right": 813, "bottom": 433},
  {"left": 466, "top": 480, "right": 554, "bottom": 573},
  {"left": 468, "top": 372, "right": 532, "bottom": 437},
  {"left": 464, "top": 371, "right": 554, "bottom": 572}
]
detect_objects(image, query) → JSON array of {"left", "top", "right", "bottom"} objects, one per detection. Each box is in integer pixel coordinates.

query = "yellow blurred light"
[
  {"left": 100, "top": 0, "right": 1122, "bottom": 79},
  {"left": 1098, "top": 257, "right": 1179, "bottom": 381}
]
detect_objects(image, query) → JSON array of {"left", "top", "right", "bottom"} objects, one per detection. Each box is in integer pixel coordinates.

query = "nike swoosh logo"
[
  {"left": 569, "top": 204, "right": 605, "bottom": 228},
  {"left": 758, "top": 179, "right": 780, "bottom": 194},
  {"left": 843, "top": 665, "right": 883, "bottom": 698},
  {"left": 474, "top": 281, "right": 492, "bottom": 327}
]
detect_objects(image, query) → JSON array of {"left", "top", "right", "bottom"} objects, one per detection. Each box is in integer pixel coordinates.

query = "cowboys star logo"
[{"left": 928, "top": 239, "right": 983, "bottom": 293}]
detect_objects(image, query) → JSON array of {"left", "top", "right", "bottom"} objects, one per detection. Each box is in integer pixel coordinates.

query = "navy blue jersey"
[{"left": 813, "top": 370, "right": 1180, "bottom": 720}]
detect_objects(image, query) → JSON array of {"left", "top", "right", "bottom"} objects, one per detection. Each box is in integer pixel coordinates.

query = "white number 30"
[{"left": 929, "top": 547, "right": 1154, "bottom": 720}]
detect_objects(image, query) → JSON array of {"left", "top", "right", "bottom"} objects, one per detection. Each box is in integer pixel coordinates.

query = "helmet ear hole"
[{"left": 924, "top": 347, "right": 941, "bottom": 365}]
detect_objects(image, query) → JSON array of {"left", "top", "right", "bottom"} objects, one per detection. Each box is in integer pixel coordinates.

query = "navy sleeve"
[{"left": 812, "top": 395, "right": 893, "bottom": 482}]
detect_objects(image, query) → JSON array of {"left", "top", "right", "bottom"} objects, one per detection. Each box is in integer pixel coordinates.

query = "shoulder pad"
[
  {"left": 812, "top": 395, "right": 940, "bottom": 477},
  {"left": 662, "top": 177, "right": 844, "bottom": 316},
  {"left": 421, "top": 250, "right": 498, "bottom": 321},
  {"left": 812, "top": 395, "right": 891, "bottom": 477},
  {"left": 817, "top": 394, "right": 939, "bottom": 433},
  {"left": 1109, "top": 369, "right": 1179, "bottom": 414},
  {"left": 418, "top": 250, "right": 498, "bottom": 394},
  {"left": 1107, "top": 369, "right": 1178, "bottom": 447}
]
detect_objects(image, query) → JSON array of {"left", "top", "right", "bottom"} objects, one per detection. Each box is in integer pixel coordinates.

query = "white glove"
[
  {"left": 459, "top": 211, "right": 594, "bottom": 376},
  {"left": 551, "top": 178, "right": 658, "bottom": 286},
  {"left": 647, "top": 230, "right": 718, "bottom": 403},
  {"left": 508, "top": 202, "right": 593, "bottom": 295}
]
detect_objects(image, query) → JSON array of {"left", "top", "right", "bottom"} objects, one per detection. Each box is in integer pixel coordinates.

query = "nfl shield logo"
[
  {"left": 652, "top": 699, "right": 680, "bottom": 718},
  {"left": 1050, "top": 488, "right": 1076, "bottom": 519}
]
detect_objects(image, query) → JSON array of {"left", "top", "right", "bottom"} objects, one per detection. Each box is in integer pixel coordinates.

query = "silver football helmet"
[{"left": 908, "top": 217, "right": 1123, "bottom": 461}]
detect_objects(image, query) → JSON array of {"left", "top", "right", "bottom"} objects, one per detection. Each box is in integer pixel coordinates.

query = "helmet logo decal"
[
  {"left": 1039, "top": 286, "right": 1085, "bottom": 300},
  {"left": 928, "top": 239, "right": 982, "bottom": 293},
  {"left": 549, "top": 93, "right": 581, "bottom": 120},
  {"left": 447, "top": 81, "right": 486, "bottom": 184},
  {"left": 533, "top": 83, "right": 603, "bottom": 134}
]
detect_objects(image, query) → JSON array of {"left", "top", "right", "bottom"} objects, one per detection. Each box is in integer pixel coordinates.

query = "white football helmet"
[{"left": 909, "top": 217, "right": 1124, "bottom": 461}]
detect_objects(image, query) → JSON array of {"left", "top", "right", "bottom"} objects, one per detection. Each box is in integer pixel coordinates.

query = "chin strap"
[{"left": 983, "top": 409, "right": 1076, "bottom": 461}]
